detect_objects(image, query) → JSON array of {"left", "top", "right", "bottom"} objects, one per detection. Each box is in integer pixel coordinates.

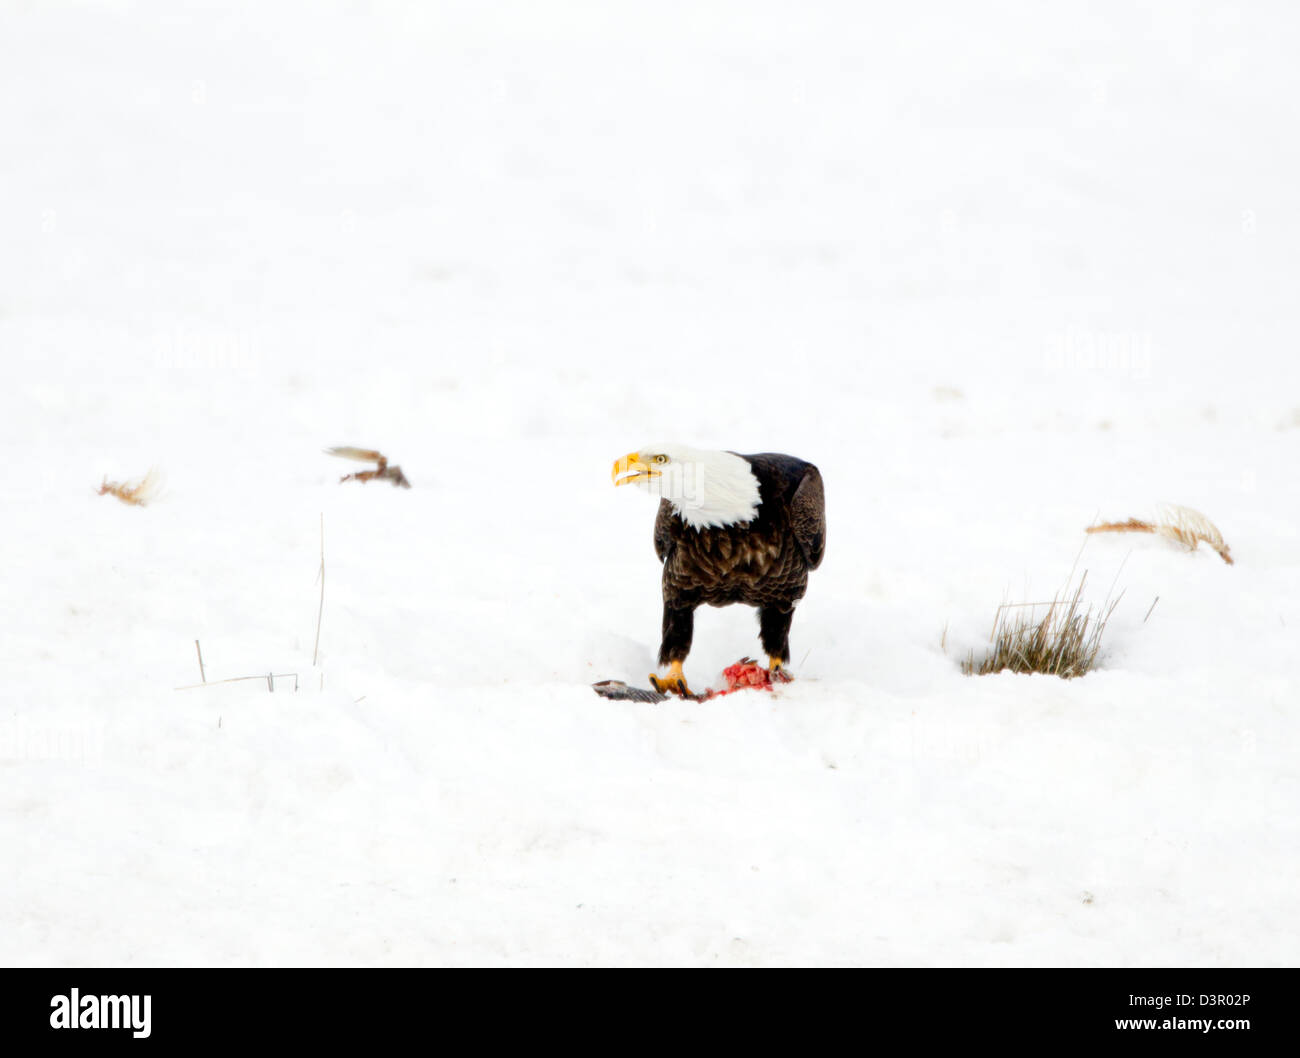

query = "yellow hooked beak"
[{"left": 612, "top": 451, "right": 661, "bottom": 487}]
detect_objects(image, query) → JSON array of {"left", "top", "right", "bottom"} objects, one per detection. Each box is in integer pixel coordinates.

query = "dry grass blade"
[
  {"left": 313, "top": 513, "right": 324, "bottom": 666},
  {"left": 1086, "top": 503, "right": 1232, "bottom": 565},
  {"left": 1086, "top": 518, "right": 1154, "bottom": 535},
  {"left": 97, "top": 468, "right": 162, "bottom": 507},
  {"left": 325, "top": 446, "right": 385, "bottom": 463},
  {"left": 964, "top": 571, "right": 1121, "bottom": 679},
  {"left": 175, "top": 672, "right": 299, "bottom": 691},
  {"left": 325, "top": 446, "right": 411, "bottom": 488},
  {"left": 1153, "top": 503, "right": 1233, "bottom": 565}
]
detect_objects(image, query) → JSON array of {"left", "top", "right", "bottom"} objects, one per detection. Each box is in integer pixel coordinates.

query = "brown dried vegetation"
[
  {"left": 326, "top": 446, "right": 411, "bottom": 488},
  {"left": 97, "top": 468, "right": 161, "bottom": 507},
  {"left": 964, "top": 573, "right": 1119, "bottom": 679},
  {"left": 1087, "top": 503, "right": 1232, "bottom": 565}
]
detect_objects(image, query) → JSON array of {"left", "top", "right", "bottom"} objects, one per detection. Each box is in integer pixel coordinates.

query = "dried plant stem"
[
  {"left": 1087, "top": 518, "right": 1154, "bottom": 535},
  {"left": 97, "top": 468, "right": 161, "bottom": 507},
  {"left": 195, "top": 639, "right": 206, "bottom": 683},
  {"left": 964, "top": 571, "right": 1120, "bottom": 679},
  {"left": 1087, "top": 504, "right": 1233, "bottom": 565},
  {"left": 313, "top": 513, "right": 324, "bottom": 666},
  {"left": 325, "top": 446, "right": 411, "bottom": 488},
  {"left": 175, "top": 673, "right": 299, "bottom": 691}
]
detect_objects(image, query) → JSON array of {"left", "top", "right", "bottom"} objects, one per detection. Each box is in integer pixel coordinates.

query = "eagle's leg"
[
  {"left": 651, "top": 605, "right": 695, "bottom": 696},
  {"left": 759, "top": 605, "right": 795, "bottom": 682}
]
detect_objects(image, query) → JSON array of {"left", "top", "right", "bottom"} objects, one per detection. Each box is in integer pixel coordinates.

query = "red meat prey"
[{"left": 696, "top": 658, "right": 792, "bottom": 699}]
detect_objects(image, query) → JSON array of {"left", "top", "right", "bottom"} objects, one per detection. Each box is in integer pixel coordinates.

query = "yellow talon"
[
  {"left": 768, "top": 656, "right": 793, "bottom": 683},
  {"left": 649, "top": 660, "right": 691, "bottom": 697}
]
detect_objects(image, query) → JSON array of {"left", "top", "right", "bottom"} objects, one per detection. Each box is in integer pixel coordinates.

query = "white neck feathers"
[{"left": 641, "top": 446, "right": 761, "bottom": 529}]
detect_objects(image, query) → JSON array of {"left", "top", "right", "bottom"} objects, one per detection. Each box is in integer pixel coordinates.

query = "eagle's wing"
[
  {"left": 791, "top": 465, "right": 826, "bottom": 570},
  {"left": 653, "top": 498, "right": 675, "bottom": 562}
]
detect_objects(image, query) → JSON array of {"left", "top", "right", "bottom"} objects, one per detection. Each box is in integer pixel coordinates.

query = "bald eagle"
[{"left": 612, "top": 445, "right": 826, "bottom": 696}]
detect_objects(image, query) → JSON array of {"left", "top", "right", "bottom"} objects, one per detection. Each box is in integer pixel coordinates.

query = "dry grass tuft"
[
  {"left": 964, "top": 572, "right": 1120, "bottom": 679},
  {"left": 1087, "top": 503, "right": 1232, "bottom": 565},
  {"left": 97, "top": 468, "right": 161, "bottom": 506},
  {"left": 326, "top": 446, "right": 411, "bottom": 488}
]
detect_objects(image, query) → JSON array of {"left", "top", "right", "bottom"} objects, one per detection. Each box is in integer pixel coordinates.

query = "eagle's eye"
[{"left": 654, "top": 455, "right": 668, "bottom": 464}]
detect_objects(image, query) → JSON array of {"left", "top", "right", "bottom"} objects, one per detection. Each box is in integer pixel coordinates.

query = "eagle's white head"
[{"left": 611, "top": 444, "right": 761, "bottom": 529}]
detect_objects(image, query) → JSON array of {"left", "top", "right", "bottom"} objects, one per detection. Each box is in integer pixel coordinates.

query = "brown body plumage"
[{"left": 652, "top": 452, "right": 825, "bottom": 670}]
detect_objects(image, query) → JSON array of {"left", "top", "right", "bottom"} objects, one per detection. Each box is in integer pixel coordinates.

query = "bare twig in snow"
[
  {"left": 313, "top": 513, "right": 325, "bottom": 666},
  {"left": 175, "top": 673, "right": 299, "bottom": 691}
]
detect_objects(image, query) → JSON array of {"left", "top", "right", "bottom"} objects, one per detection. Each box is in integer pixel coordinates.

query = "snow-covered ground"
[{"left": 2, "top": 1, "right": 1298, "bottom": 966}]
